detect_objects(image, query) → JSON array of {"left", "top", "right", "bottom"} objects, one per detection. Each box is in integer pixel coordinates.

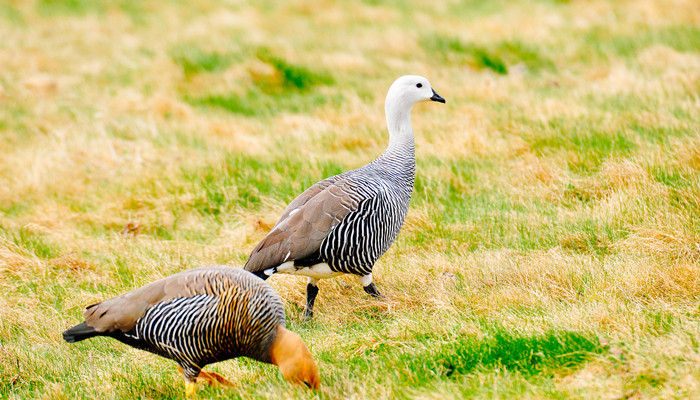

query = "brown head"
[{"left": 269, "top": 326, "right": 320, "bottom": 390}]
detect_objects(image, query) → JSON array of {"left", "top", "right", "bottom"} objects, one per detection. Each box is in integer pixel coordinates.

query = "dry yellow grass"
[{"left": 1, "top": 0, "right": 699, "bottom": 398}]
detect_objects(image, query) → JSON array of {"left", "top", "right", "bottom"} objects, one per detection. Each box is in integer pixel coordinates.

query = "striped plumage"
[
  {"left": 120, "top": 272, "right": 282, "bottom": 379},
  {"left": 314, "top": 148, "right": 415, "bottom": 277},
  {"left": 63, "top": 266, "right": 319, "bottom": 396},
  {"left": 245, "top": 75, "right": 445, "bottom": 318}
]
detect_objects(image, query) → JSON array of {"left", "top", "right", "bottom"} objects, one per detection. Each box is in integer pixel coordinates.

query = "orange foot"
[
  {"left": 177, "top": 366, "right": 235, "bottom": 388},
  {"left": 197, "top": 370, "right": 235, "bottom": 387}
]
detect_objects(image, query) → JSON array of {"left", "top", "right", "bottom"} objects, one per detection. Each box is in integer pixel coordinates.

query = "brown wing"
[
  {"left": 82, "top": 266, "right": 233, "bottom": 333},
  {"left": 244, "top": 175, "right": 362, "bottom": 273}
]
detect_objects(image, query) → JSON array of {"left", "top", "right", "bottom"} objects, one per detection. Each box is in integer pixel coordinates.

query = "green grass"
[
  {"left": 184, "top": 49, "right": 336, "bottom": 116},
  {"left": 423, "top": 35, "right": 555, "bottom": 74},
  {"left": 255, "top": 49, "right": 335, "bottom": 92},
  {"left": 183, "top": 153, "right": 347, "bottom": 214},
  {"left": 170, "top": 45, "right": 239, "bottom": 76},
  {"left": 1, "top": 227, "right": 61, "bottom": 259},
  {"left": 341, "top": 328, "right": 605, "bottom": 379},
  {"left": 187, "top": 89, "right": 335, "bottom": 117},
  {"left": 0, "top": 4, "right": 26, "bottom": 26},
  {"left": 2, "top": 0, "right": 700, "bottom": 399},
  {"left": 35, "top": 0, "right": 104, "bottom": 16},
  {"left": 586, "top": 25, "right": 700, "bottom": 59}
]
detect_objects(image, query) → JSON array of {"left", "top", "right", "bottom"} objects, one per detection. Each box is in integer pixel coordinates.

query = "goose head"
[
  {"left": 384, "top": 75, "right": 445, "bottom": 143},
  {"left": 385, "top": 75, "right": 445, "bottom": 115}
]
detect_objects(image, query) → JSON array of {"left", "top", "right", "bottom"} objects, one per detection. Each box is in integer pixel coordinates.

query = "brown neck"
[
  {"left": 267, "top": 325, "right": 320, "bottom": 389},
  {"left": 269, "top": 326, "right": 302, "bottom": 367}
]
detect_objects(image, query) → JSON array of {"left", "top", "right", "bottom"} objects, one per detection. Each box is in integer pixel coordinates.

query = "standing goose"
[
  {"left": 244, "top": 75, "right": 445, "bottom": 318},
  {"left": 63, "top": 266, "right": 320, "bottom": 397}
]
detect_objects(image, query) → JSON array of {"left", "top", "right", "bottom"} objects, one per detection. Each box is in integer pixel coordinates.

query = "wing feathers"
[
  {"left": 81, "top": 266, "right": 235, "bottom": 334},
  {"left": 244, "top": 175, "right": 367, "bottom": 273}
]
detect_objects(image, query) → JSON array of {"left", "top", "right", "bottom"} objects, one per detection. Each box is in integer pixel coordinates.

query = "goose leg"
[
  {"left": 360, "top": 274, "right": 385, "bottom": 299},
  {"left": 178, "top": 364, "right": 201, "bottom": 398},
  {"left": 198, "top": 370, "right": 235, "bottom": 387},
  {"left": 178, "top": 365, "right": 232, "bottom": 387},
  {"left": 304, "top": 278, "right": 319, "bottom": 320},
  {"left": 185, "top": 381, "right": 197, "bottom": 398}
]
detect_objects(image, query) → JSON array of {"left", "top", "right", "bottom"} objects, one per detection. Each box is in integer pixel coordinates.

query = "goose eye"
[{"left": 416, "top": 83, "right": 422, "bottom": 88}]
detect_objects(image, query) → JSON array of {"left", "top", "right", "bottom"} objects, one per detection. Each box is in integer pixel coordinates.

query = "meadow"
[{"left": 1, "top": 0, "right": 699, "bottom": 398}]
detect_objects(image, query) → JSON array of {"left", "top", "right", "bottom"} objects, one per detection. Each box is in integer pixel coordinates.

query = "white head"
[
  {"left": 385, "top": 75, "right": 445, "bottom": 114},
  {"left": 383, "top": 75, "right": 444, "bottom": 145}
]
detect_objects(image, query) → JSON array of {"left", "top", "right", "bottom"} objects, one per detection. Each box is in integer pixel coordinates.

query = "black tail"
[
  {"left": 63, "top": 322, "right": 101, "bottom": 343},
  {"left": 248, "top": 269, "right": 270, "bottom": 281}
]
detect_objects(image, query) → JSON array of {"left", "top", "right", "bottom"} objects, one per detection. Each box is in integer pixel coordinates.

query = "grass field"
[{"left": 1, "top": 0, "right": 700, "bottom": 398}]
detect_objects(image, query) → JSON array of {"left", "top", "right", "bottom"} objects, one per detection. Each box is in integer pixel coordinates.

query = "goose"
[
  {"left": 63, "top": 266, "right": 320, "bottom": 397},
  {"left": 244, "top": 75, "right": 445, "bottom": 318}
]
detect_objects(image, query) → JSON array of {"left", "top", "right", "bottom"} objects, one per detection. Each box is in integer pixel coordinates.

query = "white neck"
[{"left": 385, "top": 100, "right": 415, "bottom": 152}]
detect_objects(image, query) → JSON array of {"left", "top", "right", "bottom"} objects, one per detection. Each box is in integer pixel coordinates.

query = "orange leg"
[
  {"left": 177, "top": 366, "right": 234, "bottom": 387},
  {"left": 197, "top": 370, "right": 235, "bottom": 387}
]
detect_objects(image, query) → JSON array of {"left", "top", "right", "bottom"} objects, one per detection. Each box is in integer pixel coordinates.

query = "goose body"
[
  {"left": 244, "top": 75, "right": 445, "bottom": 318},
  {"left": 63, "top": 266, "right": 319, "bottom": 396}
]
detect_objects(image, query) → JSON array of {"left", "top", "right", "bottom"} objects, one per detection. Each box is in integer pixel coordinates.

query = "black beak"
[{"left": 430, "top": 89, "right": 445, "bottom": 103}]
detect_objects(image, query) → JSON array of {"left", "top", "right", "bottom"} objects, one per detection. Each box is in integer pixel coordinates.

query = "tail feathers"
[
  {"left": 249, "top": 269, "right": 270, "bottom": 281},
  {"left": 63, "top": 322, "right": 101, "bottom": 343}
]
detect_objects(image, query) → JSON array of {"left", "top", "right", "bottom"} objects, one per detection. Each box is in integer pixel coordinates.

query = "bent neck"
[
  {"left": 269, "top": 326, "right": 295, "bottom": 366},
  {"left": 268, "top": 326, "right": 319, "bottom": 388},
  {"left": 269, "top": 326, "right": 311, "bottom": 369}
]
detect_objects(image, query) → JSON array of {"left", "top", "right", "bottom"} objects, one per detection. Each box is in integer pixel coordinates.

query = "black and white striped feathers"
[
  {"left": 118, "top": 274, "right": 283, "bottom": 379},
  {"left": 63, "top": 266, "right": 319, "bottom": 393},
  {"left": 244, "top": 75, "right": 445, "bottom": 317},
  {"left": 315, "top": 146, "right": 415, "bottom": 277}
]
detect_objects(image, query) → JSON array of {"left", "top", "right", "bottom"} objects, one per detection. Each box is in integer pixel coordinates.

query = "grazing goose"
[
  {"left": 244, "top": 75, "right": 445, "bottom": 318},
  {"left": 63, "top": 266, "right": 320, "bottom": 397}
]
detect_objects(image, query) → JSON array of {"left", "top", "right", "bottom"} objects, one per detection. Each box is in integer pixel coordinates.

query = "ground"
[{"left": 1, "top": 0, "right": 699, "bottom": 398}]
